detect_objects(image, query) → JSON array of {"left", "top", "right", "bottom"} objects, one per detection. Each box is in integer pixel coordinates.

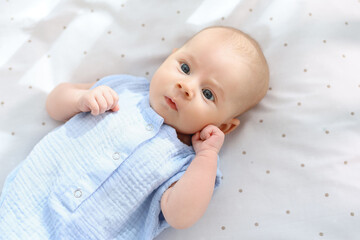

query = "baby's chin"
[{"left": 163, "top": 120, "right": 197, "bottom": 135}]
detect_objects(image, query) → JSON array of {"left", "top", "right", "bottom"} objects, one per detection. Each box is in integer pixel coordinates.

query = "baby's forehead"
[
  {"left": 190, "top": 29, "right": 260, "bottom": 66},
  {"left": 192, "top": 28, "right": 254, "bottom": 48}
]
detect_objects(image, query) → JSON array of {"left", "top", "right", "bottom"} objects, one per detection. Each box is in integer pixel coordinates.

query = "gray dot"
[
  {"left": 74, "top": 189, "right": 83, "bottom": 198},
  {"left": 145, "top": 123, "right": 153, "bottom": 131},
  {"left": 112, "top": 152, "right": 121, "bottom": 160}
]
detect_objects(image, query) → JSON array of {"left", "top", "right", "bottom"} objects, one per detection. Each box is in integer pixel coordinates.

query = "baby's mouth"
[{"left": 165, "top": 96, "right": 178, "bottom": 111}]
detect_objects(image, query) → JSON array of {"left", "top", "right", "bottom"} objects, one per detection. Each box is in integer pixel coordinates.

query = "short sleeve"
[
  {"left": 161, "top": 154, "right": 222, "bottom": 194},
  {"left": 154, "top": 155, "right": 222, "bottom": 234}
]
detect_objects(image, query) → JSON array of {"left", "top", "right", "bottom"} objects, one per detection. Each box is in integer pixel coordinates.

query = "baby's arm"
[
  {"left": 46, "top": 82, "right": 119, "bottom": 122},
  {"left": 160, "top": 125, "right": 224, "bottom": 229}
]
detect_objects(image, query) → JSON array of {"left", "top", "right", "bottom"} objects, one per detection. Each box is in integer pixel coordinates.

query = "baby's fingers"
[
  {"left": 96, "top": 88, "right": 119, "bottom": 114},
  {"left": 101, "top": 91, "right": 115, "bottom": 113},
  {"left": 95, "top": 94, "right": 108, "bottom": 114},
  {"left": 109, "top": 88, "right": 119, "bottom": 112},
  {"left": 81, "top": 86, "right": 119, "bottom": 115},
  {"left": 191, "top": 131, "right": 202, "bottom": 151},
  {"left": 199, "top": 125, "right": 218, "bottom": 140},
  {"left": 191, "top": 131, "right": 201, "bottom": 142},
  {"left": 86, "top": 96, "right": 100, "bottom": 115},
  {"left": 111, "top": 104, "right": 120, "bottom": 112}
]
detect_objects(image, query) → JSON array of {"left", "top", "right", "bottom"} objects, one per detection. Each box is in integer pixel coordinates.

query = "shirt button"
[
  {"left": 74, "top": 188, "right": 82, "bottom": 198},
  {"left": 145, "top": 123, "right": 153, "bottom": 131},
  {"left": 112, "top": 152, "right": 121, "bottom": 160}
]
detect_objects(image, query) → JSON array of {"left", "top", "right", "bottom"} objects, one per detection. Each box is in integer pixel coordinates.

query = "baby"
[{"left": 0, "top": 26, "right": 269, "bottom": 239}]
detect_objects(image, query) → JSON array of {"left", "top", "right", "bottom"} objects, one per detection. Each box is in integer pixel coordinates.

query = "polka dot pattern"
[{"left": 0, "top": 1, "right": 360, "bottom": 240}]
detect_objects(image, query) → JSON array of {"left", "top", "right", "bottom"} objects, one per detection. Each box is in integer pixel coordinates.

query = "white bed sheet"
[{"left": 1, "top": 0, "right": 360, "bottom": 239}]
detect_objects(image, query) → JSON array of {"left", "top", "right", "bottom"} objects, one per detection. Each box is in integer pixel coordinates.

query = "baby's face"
[{"left": 149, "top": 29, "right": 255, "bottom": 134}]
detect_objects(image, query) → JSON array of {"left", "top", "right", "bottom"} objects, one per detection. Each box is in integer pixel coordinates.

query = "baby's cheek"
[{"left": 186, "top": 115, "right": 208, "bottom": 133}]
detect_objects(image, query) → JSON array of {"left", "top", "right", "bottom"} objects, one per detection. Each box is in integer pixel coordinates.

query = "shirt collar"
[
  {"left": 138, "top": 93, "right": 164, "bottom": 128},
  {"left": 138, "top": 94, "right": 195, "bottom": 154}
]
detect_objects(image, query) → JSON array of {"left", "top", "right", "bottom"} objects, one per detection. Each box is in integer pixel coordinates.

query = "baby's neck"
[{"left": 176, "top": 132, "right": 192, "bottom": 146}]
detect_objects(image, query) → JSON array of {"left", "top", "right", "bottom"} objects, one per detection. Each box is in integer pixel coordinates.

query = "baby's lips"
[{"left": 165, "top": 96, "right": 178, "bottom": 111}]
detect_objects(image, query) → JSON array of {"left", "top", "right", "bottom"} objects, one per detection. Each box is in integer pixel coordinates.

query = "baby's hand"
[
  {"left": 191, "top": 125, "right": 225, "bottom": 155},
  {"left": 78, "top": 86, "right": 119, "bottom": 115}
]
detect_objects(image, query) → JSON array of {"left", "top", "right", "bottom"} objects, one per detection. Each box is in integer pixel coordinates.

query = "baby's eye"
[
  {"left": 202, "top": 89, "right": 215, "bottom": 101},
  {"left": 181, "top": 63, "right": 190, "bottom": 75}
]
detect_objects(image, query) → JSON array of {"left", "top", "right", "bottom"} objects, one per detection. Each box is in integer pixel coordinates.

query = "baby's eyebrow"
[
  {"left": 209, "top": 77, "right": 224, "bottom": 100},
  {"left": 183, "top": 52, "right": 197, "bottom": 66}
]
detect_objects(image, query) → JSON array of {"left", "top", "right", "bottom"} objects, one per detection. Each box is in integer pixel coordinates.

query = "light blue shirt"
[{"left": 0, "top": 75, "right": 222, "bottom": 240}]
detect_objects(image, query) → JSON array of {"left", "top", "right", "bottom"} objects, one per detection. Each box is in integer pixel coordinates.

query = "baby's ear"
[{"left": 219, "top": 118, "right": 240, "bottom": 135}]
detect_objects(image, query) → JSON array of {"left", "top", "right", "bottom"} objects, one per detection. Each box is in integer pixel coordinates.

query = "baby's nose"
[{"left": 176, "top": 82, "right": 193, "bottom": 99}]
